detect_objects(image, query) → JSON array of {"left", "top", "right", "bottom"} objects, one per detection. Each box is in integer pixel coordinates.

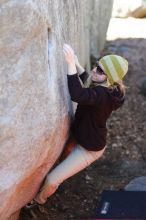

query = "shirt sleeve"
[
  {"left": 110, "top": 86, "right": 125, "bottom": 110},
  {"left": 79, "top": 71, "right": 89, "bottom": 84},
  {"left": 67, "top": 73, "right": 101, "bottom": 105}
]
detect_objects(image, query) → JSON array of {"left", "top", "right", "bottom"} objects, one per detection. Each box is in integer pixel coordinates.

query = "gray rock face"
[
  {"left": 0, "top": 1, "right": 113, "bottom": 219},
  {"left": 90, "top": 0, "right": 114, "bottom": 58}
]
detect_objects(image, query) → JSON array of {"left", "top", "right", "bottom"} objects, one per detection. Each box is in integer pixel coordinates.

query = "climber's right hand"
[{"left": 63, "top": 44, "right": 75, "bottom": 65}]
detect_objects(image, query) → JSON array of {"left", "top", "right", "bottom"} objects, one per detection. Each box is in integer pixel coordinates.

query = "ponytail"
[{"left": 109, "top": 81, "right": 127, "bottom": 96}]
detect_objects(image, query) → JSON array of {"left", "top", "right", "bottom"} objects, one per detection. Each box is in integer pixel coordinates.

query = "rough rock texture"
[
  {"left": 112, "top": 0, "right": 146, "bottom": 18},
  {"left": 90, "top": 0, "right": 114, "bottom": 58},
  {"left": 0, "top": 1, "right": 113, "bottom": 219}
]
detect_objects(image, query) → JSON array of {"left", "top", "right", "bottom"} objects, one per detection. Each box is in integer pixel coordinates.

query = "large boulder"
[
  {"left": 90, "top": 0, "right": 114, "bottom": 58},
  {"left": 112, "top": 0, "right": 146, "bottom": 18},
  {"left": 0, "top": 0, "right": 113, "bottom": 219}
]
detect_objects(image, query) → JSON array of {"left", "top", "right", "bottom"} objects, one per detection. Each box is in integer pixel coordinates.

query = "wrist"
[
  {"left": 68, "top": 63, "right": 77, "bottom": 75},
  {"left": 76, "top": 64, "right": 85, "bottom": 75},
  {"left": 76, "top": 63, "right": 84, "bottom": 70},
  {"left": 75, "top": 61, "right": 80, "bottom": 67}
]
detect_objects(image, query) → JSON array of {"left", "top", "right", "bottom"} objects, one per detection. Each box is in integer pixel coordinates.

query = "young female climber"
[{"left": 33, "top": 44, "right": 128, "bottom": 205}]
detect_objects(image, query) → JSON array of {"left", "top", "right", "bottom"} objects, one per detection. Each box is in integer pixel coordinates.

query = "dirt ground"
[{"left": 19, "top": 19, "right": 146, "bottom": 220}]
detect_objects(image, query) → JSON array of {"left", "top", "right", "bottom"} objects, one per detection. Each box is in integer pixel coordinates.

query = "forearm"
[
  {"left": 68, "top": 62, "right": 86, "bottom": 76},
  {"left": 74, "top": 55, "right": 85, "bottom": 75},
  {"left": 68, "top": 63, "right": 77, "bottom": 75},
  {"left": 76, "top": 63, "right": 85, "bottom": 75}
]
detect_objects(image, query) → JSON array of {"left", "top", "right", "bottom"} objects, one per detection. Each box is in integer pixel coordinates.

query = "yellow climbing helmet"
[{"left": 99, "top": 54, "right": 128, "bottom": 86}]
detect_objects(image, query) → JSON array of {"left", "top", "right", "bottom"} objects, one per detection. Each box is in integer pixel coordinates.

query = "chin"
[
  {"left": 92, "top": 79, "right": 98, "bottom": 83},
  {"left": 92, "top": 77, "right": 97, "bottom": 82}
]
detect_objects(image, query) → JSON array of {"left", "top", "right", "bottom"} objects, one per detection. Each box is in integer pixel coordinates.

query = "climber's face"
[{"left": 91, "top": 63, "right": 107, "bottom": 83}]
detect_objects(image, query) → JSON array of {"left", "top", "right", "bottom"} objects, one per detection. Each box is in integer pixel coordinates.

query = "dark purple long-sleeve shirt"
[{"left": 67, "top": 71, "right": 124, "bottom": 151}]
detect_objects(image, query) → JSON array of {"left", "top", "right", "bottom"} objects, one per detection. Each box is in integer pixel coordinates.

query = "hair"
[
  {"left": 83, "top": 70, "right": 127, "bottom": 96},
  {"left": 109, "top": 81, "right": 127, "bottom": 96}
]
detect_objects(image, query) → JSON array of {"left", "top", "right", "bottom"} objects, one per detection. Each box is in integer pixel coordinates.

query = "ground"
[{"left": 19, "top": 18, "right": 146, "bottom": 220}]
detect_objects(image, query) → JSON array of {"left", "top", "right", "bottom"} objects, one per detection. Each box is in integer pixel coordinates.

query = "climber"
[{"left": 31, "top": 44, "right": 128, "bottom": 205}]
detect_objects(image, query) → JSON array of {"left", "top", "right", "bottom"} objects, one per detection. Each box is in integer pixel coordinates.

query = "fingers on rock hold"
[{"left": 63, "top": 44, "right": 74, "bottom": 53}]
